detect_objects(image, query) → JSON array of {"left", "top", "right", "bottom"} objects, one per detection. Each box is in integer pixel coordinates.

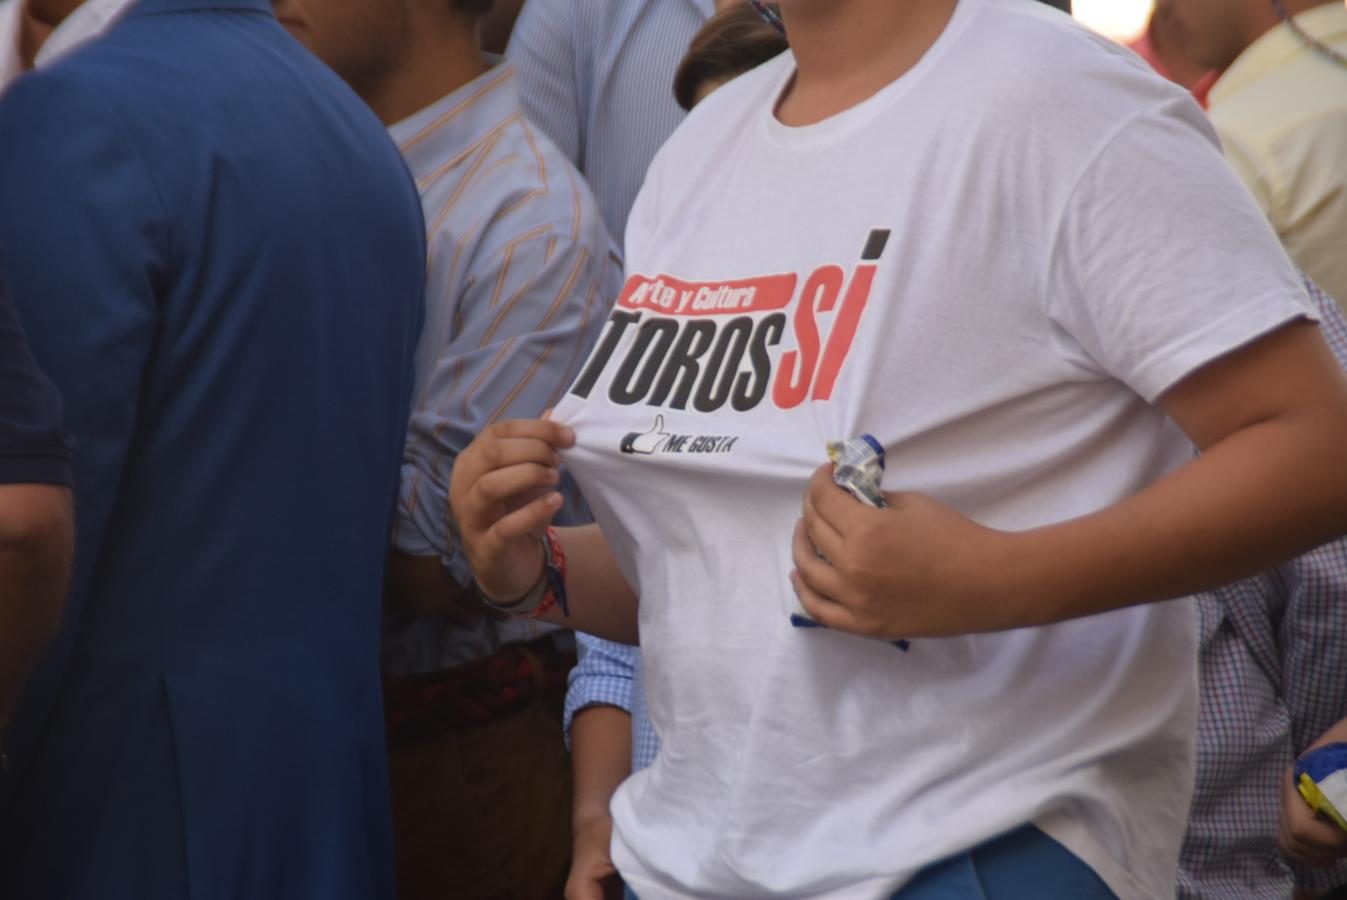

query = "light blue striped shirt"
[
  {"left": 507, "top": 0, "right": 715, "bottom": 247},
  {"left": 383, "top": 62, "right": 622, "bottom": 675}
]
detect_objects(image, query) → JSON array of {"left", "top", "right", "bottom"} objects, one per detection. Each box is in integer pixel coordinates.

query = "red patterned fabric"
[{"left": 384, "top": 635, "right": 576, "bottom": 745}]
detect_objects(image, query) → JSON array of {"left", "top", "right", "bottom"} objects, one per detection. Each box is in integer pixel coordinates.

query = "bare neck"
[
  {"left": 776, "top": 0, "right": 959, "bottom": 127},
  {"left": 1148, "top": 11, "right": 1211, "bottom": 88},
  {"left": 362, "top": 15, "right": 488, "bottom": 127}
]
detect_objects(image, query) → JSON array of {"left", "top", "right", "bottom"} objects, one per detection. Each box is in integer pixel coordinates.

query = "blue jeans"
[
  {"left": 622, "top": 825, "right": 1117, "bottom": 900},
  {"left": 894, "top": 825, "right": 1117, "bottom": 899}
]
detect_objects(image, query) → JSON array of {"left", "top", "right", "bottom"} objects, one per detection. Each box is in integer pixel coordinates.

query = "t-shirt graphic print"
[{"left": 571, "top": 228, "right": 891, "bottom": 418}]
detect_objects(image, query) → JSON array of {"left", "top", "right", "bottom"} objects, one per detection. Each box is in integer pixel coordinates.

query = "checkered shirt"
[
  {"left": 564, "top": 633, "right": 660, "bottom": 771},
  {"left": 1179, "top": 275, "right": 1347, "bottom": 898}
]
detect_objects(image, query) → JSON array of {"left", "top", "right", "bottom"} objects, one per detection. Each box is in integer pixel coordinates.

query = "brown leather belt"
[{"left": 383, "top": 634, "right": 576, "bottom": 745}]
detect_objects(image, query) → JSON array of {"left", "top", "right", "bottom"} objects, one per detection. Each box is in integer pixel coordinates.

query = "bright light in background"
[{"left": 1074, "top": 0, "right": 1155, "bottom": 42}]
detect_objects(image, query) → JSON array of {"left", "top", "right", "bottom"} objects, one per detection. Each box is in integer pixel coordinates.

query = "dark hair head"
[{"left": 674, "top": 4, "right": 790, "bottom": 111}]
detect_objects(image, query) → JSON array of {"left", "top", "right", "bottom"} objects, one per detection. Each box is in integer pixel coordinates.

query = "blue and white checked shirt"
[
  {"left": 382, "top": 63, "right": 622, "bottom": 675},
  {"left": 506, "top": 0, "right": 714, "bottom": 247},
  {"left": 1179, "top": 276, "right": 1347, "bottom": 899},
  {"left": 565, "top": 633, "right": 660, "bottom": 771}
]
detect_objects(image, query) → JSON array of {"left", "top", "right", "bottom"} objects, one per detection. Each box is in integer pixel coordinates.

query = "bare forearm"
[
  {"left": 1002, "top": 398, "right": 1347, "bottom": 628},
  {"left": 0, "top": 486, "right": 74, "bottom": 730},
  {"left": 571, "top": 705, "right": 634, "bottom": 827},
  {"left": 535, "top": 524, "right": 640, "bottom": 645},
  {"left": 449, "top": 420, "right": 638, "bottom": 641},
  {"left": 793, "top": 322, "right": 1347, "bottom": 640}
]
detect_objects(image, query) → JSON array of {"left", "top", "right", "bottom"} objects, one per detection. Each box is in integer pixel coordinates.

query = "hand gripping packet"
[
  {"left": 826, "top": 434, "right": 888, "bottom": 509},
  {"left": 791, "top": 434, "right": 909, "bottom": 651},
  {"left": 1294, "top": 743, "right": 1347, "bottom": 833}
]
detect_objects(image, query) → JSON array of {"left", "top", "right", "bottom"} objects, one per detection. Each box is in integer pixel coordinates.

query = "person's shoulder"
[
  {"left": 955, "top": 0, "right": 1191, "bottom": 123},
  {"left": 17, "top": 10, "right": 267, "bottom": 119},
  {"left": 964, "top": 0, "right": 1141, "bottom": 70},
  {"left": 468, "top": 109, "right": 618, "bottom": 261},
  {"left": 47, "top": 11, "right": 396, "bottom": 160},
  {"left": 951, "top": 0, "right": 1217, "bottom": 165},
  {"left": 518, "top": 116, "right": 608, "bottom": 228},
  {"left": 1209, "top": 53, "right": 1347, "bottom": 153},
  {"left": 0, "top": 60, "right": 130, "bottom": 148}
]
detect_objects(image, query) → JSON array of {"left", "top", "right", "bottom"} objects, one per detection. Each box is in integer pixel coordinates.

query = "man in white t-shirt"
[{"left": 448, "top": 1, "right": 1347, "bottom": 898}]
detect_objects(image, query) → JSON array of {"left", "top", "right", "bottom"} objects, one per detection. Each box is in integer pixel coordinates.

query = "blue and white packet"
[
  {"left": 791, "top": 434, "right": 909, "bottom": 651},
  {"left": 1294, "top": 742, "right": 1347, "bottom": 833}
]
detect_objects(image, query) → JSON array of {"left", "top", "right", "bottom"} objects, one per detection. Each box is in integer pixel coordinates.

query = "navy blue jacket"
[
  {"left": 0, "top": 261, "right": 70, "bottom": 486},
  {"left": 0, "top": 1, "right": 424, "bottom": 896}
]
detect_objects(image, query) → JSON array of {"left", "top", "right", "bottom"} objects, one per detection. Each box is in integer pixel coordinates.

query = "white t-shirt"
[{"left": 553, "top": 2, "right": 1314, "bottom": 897}]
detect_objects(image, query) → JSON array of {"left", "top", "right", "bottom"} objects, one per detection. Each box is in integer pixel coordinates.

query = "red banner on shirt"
[
  {"left": 617, "top": 273, "right": 799, "bottom": 317},
  {"left": 571, "top": 230, "right": 892, "bottom": 412}
]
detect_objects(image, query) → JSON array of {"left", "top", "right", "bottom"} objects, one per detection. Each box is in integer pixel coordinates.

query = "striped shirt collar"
[
  {"left": 1210, "top": 2, "right": 1347, "bottom": 104},
  {"left": 388, "top": 59, "right": 522, "bottom": 185}
]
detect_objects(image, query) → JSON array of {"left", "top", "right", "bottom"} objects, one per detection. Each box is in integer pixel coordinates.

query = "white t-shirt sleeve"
[{"left": 1045, "top": 95, "right": 1315, "bottom": 403}]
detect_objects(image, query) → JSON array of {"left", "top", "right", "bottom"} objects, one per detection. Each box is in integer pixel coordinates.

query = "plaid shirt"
[
  {"left": 1179, "top": 275, "right": 1347, "bottom": 898},
  {"left": 564, "top": 633, "right": 660, "bottom": 771}
]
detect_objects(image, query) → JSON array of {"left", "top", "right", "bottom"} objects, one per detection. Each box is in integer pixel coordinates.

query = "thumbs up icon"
[{"left": 620, "top": 416, "right": 669, "bottom": 455}]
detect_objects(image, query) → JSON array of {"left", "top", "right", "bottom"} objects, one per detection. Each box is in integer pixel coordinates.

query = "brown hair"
[{"left": 674, "top": 4, "right": 789, "bottom": 111}]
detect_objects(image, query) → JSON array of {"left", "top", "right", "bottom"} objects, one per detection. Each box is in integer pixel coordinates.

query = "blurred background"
[{"left": 1076, "top": 0, "right": 1155, "bottom": 40}]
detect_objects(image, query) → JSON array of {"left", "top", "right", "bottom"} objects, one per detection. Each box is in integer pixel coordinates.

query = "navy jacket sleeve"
[
  {"left": 0, "top": 267, "right": 71, "bottom": 486},
  {"left": 0, "top": 70, "right": 163, "bottom": 554},
  {"left": 0, "top": 69, "right": 164, "bottom": 796}
]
